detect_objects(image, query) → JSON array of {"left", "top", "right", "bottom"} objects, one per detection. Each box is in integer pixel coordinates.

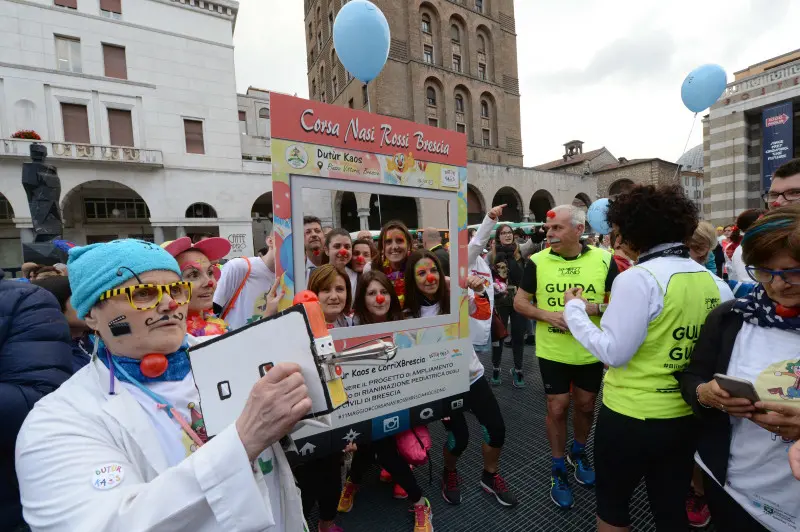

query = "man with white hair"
[{"left": 514, "top": 204, "right": 618, "bottom": 510}]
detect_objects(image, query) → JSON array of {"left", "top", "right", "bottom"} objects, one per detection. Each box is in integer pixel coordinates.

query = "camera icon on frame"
[{"left": 383, "top": 416, "right": 400, "bottom": 433}]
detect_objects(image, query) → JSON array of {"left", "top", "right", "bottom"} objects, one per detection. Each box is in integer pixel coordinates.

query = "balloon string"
[{"left": 674, "top": 112, "right": 698, "bottom": 179}]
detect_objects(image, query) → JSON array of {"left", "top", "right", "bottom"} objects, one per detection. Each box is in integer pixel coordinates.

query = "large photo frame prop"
[{"left": 270, "top": 93, "right": 472, "bottom": 462}]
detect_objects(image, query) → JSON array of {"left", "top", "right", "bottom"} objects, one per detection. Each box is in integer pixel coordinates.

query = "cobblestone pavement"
[{"left": 307, "top": 344, "right": 714, "bottom": 531}]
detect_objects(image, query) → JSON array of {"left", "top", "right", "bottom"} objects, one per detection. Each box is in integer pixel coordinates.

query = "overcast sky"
[{"left": 232, "top": 0, "right": 799, "bottom": 166}]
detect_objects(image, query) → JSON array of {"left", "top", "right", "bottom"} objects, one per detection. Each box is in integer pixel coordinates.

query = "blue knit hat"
[{"left": 67, "top": 239, "right": 181, "bottom": 319}]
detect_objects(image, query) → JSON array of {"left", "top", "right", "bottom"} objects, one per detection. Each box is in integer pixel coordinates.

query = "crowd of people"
[{"left": 1, "top": 156, "right": 799, "bottom": 532}]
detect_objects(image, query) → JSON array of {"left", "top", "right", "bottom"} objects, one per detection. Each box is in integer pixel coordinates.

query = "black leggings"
[
  {"left": 348, "top": 437, "right": 423, "bottom": 501},
  {"left": 703, "top": 472, "right": 769, "bottom": 532},
  {"left": 492, "top": 305, "right": 526, "bottom": 371},
  {"left": 442, "top": 377, "right": 506, "bottom": 457},
  {"left": 594, "top": 405, "right": 696, "bottom": 529},
  {"left": 294, "top": 454, "right": 342, "bottom": 522}
]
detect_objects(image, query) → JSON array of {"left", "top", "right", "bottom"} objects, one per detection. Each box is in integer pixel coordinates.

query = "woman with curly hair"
[{"left": 562, "top": 184, "right": 734, "bottom": 531}]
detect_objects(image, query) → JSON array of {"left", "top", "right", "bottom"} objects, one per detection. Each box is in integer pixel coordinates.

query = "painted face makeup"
[
  {"left": 351, "top": 244, "right": 372, "bottom": 273},
  {"left": 384, "top": 229, "right": 408, "bottom": 265},
  {"left": 365, "top": 280, "right": 390, "bottom": 319},
  {"left": 327, "top": 235, "right": 352, "bottom": 267},
  {"left": 107, "top": 315, "right": 131, "bottom": 337},
  {"left": 414, "top": 258, "right": 439, "bottom": 297},
  {"left": 179, "top": 251, "right": 216, "bottom": 312}
]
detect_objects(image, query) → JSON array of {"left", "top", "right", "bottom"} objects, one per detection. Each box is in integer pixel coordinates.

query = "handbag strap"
[{"left": 220, "top": 256, "right": 252, "bottom": 321}]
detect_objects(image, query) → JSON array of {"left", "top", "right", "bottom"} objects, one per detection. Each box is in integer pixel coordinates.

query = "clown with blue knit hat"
[{"left": 15, "top": 238, "right": 312, "bottom": 531}]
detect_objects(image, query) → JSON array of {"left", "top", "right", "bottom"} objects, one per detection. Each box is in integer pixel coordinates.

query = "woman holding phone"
[{"left": 679, "top": 205, "right": 800, "bottom": 532}]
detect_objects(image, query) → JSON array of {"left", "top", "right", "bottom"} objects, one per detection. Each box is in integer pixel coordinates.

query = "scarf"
[
  {"left": 383, "top": 259, "right": 406, "bottom": 307},
  {"left": 96, "top": 336, "right": 192, "bottom": 384},
  {"left": 733, "top": 285, "right": 800, "bottom": 331},
  {"left": 186, "top": 310, "right": 229, "bottom": 337}
]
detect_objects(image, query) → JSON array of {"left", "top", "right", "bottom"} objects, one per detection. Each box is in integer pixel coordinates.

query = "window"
[
  {"left": 318, "top": 31, "right": 323, "bottom": 51},
  {"left": 0, "top": 195, "right": 13, "bottom": 220},
  {"left": 312, "top": 78, "right": 317, "bottom": 95},
  {"left": 332, "top": 76, "right": 338, "bottom": 97},
  {"left": 481, "top": 100, "right": 489, "bottom": 118},
  {"left": 102, "top": 44, "right": 127, "bottom": 80},
  {"left": 482, "top": 128, "right": 490, "bottom": 146},
  {"left": 477, "top": 35, "right": 486, "bottom": 53},
  {"left": 54, "top": 0, "right": 77, "bottom": 9},
  {"left": 452, "top": 54, "right": 461, "bottom": 72},
  {"left": 328, "top": 12, "right": 334, "bottom": 36},
  {"left": 451, "top": 24, "right": 460, "bottom": 42},
  {"left": 475, "top": 0, "right": 483, "bottom": 13},
  {"left": 348, "top": 98, "right": 354, "bottom": 109},
  {"left": 423, "top": 45, "right": 434, "bottom": 64},
  {"left": 428, "top": 118, "right": 438, "bottom": 128},
  {"left": 258, "top": 107, "right": 269, "bottom": 119},
  {"left": 421, "top": 14, "right": 431, "bottom": 34},
  {"left": 321, "top": 91, "right": 326, "bottom": 103},
  {"left": 184, "top": 119, "right": 205, "bottom": 154},
  {"left": 308, "top": 22, "right": 313, "bottom": 39},
  {"left": 478, "top": 63, "right": 486, "bottom": 80},
  {"left": 457, "top": 123, "right": 466, "bottom": 134},
  {"left": 455, "top": 95, "right": 464, "bottom": 113},
  {"left": 238, "top": 110, "right": 247, "bottom": 135},
  {"left": 426, "top": 87, "right": 436, "bottom": 106},
  {"left": 61, "top": 103, "right": 90, "bottom": 143},
  {"left": 55, "top": 36, "right": 81, "bottom": 73},
  {"left": 84, "top": 197, "right": 150, "bottom": 220},
  {"left": 310, "top": 49, "right": 314, "bottom": 62},
  {"left": 186, "top": 203, "right": 216, "bottom": 218},
  {"left": 100, "top": 0, "right": 122, "bottom": 17},
  {"left": 107, "top": 108, "right": 133, "bottom": 146},
  {"left": 362, "top": 85, "right": 368, "bottom": 106}
]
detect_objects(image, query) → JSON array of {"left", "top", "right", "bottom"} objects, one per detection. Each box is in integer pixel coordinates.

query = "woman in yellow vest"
[{"left": 563, "top": 184, "right": 733, "bottom": 531}]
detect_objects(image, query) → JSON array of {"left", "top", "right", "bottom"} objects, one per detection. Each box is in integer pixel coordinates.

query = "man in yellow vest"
[{"left": 514, "top": 204, "right": 618, "bottom": 510}]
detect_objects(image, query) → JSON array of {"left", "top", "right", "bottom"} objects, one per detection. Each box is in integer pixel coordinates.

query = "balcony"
[
  {"left": 724, "top": 57, "right": 800, "bottom": 97},
  {"left": 0, "top": 139, "right": 163, "bottom": 167}
]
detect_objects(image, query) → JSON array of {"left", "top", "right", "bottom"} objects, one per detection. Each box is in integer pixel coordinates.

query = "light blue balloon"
[
  {"left": 586, "top": 198, "right": 611, "bottom": 235},
  {"left": 681, "top": 64, "right": 727, "bottom": 113},
  {"left": 333, "top": 0, "right": 390, "bottom": 84}
]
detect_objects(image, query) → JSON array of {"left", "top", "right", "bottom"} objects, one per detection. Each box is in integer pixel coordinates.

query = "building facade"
[
  {"left": 704, "top": 49, "right": 800, "bottom": 226},
  {"left": 0, "top": 0, "right": 285, "bottom": 272},
  {"left": 304, "top": 0, "right": 523, "bottom": 166}
]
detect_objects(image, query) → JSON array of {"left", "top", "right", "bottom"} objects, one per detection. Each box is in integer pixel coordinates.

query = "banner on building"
[{"left": 762, "top": 102, "right": 794, "bottom": 192}]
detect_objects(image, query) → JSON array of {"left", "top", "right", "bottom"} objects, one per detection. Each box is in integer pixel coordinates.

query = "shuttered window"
[
  {"left": 184, "top": 119, "right": 205, "bottom": 154},
  {"left": 103, "top": 44, "right": 127, "bottom": 80},
  {"left": 61, "top": 103, "right": 90, "bottom": 143},
  {"left": 100, "top": 0, "right": 122, "bottom": 13},
  {"left": 108, "top": 109, "right": 133, "bottom": 147}
]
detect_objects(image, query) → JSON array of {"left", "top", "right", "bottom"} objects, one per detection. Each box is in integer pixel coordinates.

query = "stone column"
[
  {"left": 19, "top": 227, "right": 34, "bottom": 243},
  {"left": 153, "top": 226, "right": 165, "bottom": 245},
  {"left": 176, "top": 226, "right": 186, "bottom": 238},
  {"left": 357, "top": 207, "right": 370, "bottom": 230}
]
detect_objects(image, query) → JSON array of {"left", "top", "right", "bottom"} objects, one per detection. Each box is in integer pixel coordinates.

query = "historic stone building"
[
  {"left": 703, "top": 49, "right": 800, "bottom": 226},
  {"left": 304, "top": 0, "right": 523, "bottom": 166}
]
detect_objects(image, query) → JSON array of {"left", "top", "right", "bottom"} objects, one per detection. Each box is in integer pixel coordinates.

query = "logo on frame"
[{"left": 286, "top": 144, "right": 309, "bottom": 169}]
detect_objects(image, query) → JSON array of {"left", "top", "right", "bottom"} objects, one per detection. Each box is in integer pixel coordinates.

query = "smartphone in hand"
[{"left": 713, "top": 373, "right": 761, "bottom": 403}]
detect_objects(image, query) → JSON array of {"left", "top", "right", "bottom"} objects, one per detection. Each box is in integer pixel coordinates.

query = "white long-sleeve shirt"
[{"left": 564, "top": 243, "right": 733, "bottom": 367}]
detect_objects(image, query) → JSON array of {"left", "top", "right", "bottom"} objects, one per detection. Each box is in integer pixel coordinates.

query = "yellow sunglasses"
[{"left": 99, "top": 281, "right": 192, "bottom": 311}]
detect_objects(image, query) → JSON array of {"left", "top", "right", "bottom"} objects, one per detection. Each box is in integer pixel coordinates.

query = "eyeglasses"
[
  {"left": 746, "top": 266, "right": 800, "bottom": 286},
  {"left": 762, "top": 189, "right": 800, "bottom": 203},
  {"left": 498, "top": 230, "right": 514, "bottom": 236},
  {"left": 99, "top": 281, "right": 192, "bottom": 310}
]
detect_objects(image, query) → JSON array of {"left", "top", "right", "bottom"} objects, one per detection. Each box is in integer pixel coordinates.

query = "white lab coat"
[{"left": 15, "top": 336, "right": 307, "bottom": 532}]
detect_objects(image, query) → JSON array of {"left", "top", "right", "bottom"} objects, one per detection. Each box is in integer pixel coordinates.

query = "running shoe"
[
  {"left": 379, "top": 469, "right": 392, "bottom": 483},
  {"left": 480, "top": 471, "right": 518, "bottom": 507},
  {"left": 337, "top": 478, "right": 358, "bottom": 513},
  {"left": 686, "top": 489, "right": 711, "bottom": 528},
  {"left": 441, "top": 468, "right": 462, "bottom": 504},
  {"left": 490, "top": 367, "right": 502, "bottom": 386},
  {"left": 411, "top": 498, "right": 433, "bottom": 532},
  {"left": 550, "top": 469, "right": 574, "bottom": 509},
  {"left": 566, "top": 449, "right": 596, "bottom": 486},
  {"left": 510, "top": 368, "right": 525, "bottom": 388},
  {"left": 393, "top": 483, "right": 409, "bottom": 499}
]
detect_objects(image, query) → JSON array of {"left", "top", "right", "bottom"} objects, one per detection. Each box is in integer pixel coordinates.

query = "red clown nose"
[
  {"left": 426, "top": 273, "right": 437, "bottom": 284},
  {"left": 375, "top": 294, "right": 386, "bottom": 304},
  {"left": 776, "top": 304, "right": 800, "bottom": 319},
  {"left": 355, "top": 256, "right": 366, "bottom": 264},
  {"left": 546, "top": 210, "right": 556, "bottom": 219},
  {"left": 140, "top": 353, "right": 168, "bottom": 378},
  {"left": 338, "top": 249, "right": 349, "bottom": 257},
  {"left": 313, "top": 249, "right": 320, "bottom": 256}
]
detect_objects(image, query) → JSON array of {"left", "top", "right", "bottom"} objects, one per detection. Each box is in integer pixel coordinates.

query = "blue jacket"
[{"left": 0, "top": 272, "right": 73, "bottom": 530}]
